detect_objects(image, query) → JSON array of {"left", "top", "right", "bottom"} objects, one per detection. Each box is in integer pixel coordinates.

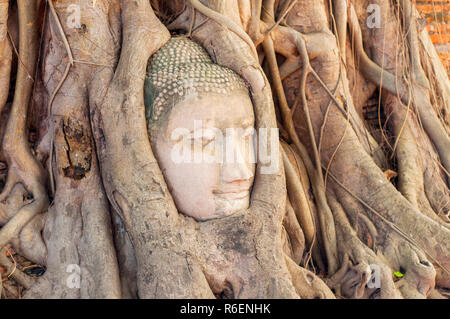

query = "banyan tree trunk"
[{"left": 0, "top": 0, "right": 448, "bottom": 299}]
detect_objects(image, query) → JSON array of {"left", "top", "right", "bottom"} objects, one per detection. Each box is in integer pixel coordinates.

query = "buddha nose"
[
  {"left": 222, "top": 160, "right": 253, "bottom": 183},
  {"left": 222, "top": 134, "right": 253, "bottom": 183}
]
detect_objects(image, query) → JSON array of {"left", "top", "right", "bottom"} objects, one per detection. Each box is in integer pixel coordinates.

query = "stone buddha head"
[{"left": 145, "top": 37, "right": 256, "bottom": 221}]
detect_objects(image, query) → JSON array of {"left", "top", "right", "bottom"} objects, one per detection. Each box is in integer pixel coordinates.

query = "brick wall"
[{"left": 416, "top": 0, "right": 449, "bottom": 72}]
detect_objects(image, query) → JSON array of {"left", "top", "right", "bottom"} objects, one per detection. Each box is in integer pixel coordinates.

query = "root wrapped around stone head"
[{"left": 145, "top": 37, "right": 249, "bottom": 124}]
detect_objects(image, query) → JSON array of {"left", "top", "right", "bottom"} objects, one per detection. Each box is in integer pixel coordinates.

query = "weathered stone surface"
[{"left": 144, "top": 37, "right": 249, "bottom": 124}]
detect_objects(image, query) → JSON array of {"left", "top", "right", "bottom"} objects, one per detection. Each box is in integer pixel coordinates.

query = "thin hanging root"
[
  {"left": 347, "top": 5, "right": 403, "bottom": 99},
  {"left": 400, "top": 0, "right": 450, "bottom": 184},
  {"left": 261, "top": 21, "right": 338, "bottom": 274},
  {"left": 47, "top": 0, "right": 74, "bottom": 196},
  {"left": 187, "top": 0, "right": 258, "bottom": 59},
  {"left": 0, "top": 0, "right": 48, "bottom": 251},
  {"left": 348, "top": 4, "right": 450, "bottom": 181},
  {"left": 0, "top": 247, "right": 34, "bottom": 289},
  {"left": 0, "top": 0, "right": 11, "bottom": 116},
  {"left": 254, "top": 0, "right": 298, "bottom": 47},
  {"left": 268, "top": 23, "right": 372, "bottom": 152}
]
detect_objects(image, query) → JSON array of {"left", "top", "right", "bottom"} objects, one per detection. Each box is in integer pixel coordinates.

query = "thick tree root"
[
  {"left": 111, "top": 211, "right": 137, "bottom": 299},
  {"left": 0, "top": 246, "right": 34, "bottom": 289},
  {"left": 0, "top": 0, "right": 447, "bottom": 299},
  {"left": 0, "top": 0, "right": 48, "bottom": 264},
  {"left": 0, "top": 0, "right": 11, "bottom": 116},
  {"left": 260, "top": 19, "right": 339, "bottom": 274},
  {"left": 280, "top": 0, "right": 449, "bottom": 297},
  {"left": 327, "top": 192, "right": 401, "bottom": 298},
  {"left": 283, "top": 198, "right": 305, "bottom": 264},
  {"left": 86, "top": 0, "right": 341, "bottom": 298},
  {"left": 350, "top": 0, "right": 449, "bottom": 227},
  {"left": 0, "top": 183, "right": 45, "bottom": 264},
  {"left": 284, "top": 253, "right": 335, "bottom": 298},
  {"left": 348, "top": 2, "right": 450, "bottom": 181},
  {"left": 282, "top": 146, "right": 315, "bottom": 252},
  {"left": 24, "top": 0, "right": 122, "bottom": 298},
  {"left": 349, "top": 1, "right": 450, "bottom": 289}
]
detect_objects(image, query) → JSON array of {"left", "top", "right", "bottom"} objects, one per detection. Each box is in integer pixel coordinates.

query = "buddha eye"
[
  {"left": 200, "top": 134, "right": 216, "bottom": 147},
  {"left": 189, "top": 130, "right": 217, "bottom": 147},
  {"left": 202, "top": 129, "right": 217, "bottom": 143}
]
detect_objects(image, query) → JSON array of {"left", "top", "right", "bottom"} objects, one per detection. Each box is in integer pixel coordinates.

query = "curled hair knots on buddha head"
[{"left": 144, "top": 36, "right": 250, "bottom": 133}]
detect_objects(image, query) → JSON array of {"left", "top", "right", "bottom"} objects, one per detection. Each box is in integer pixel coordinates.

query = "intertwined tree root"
[
  {"left": 0, "top": 0, "right": 448, "bottom": 299},
  {"left": 0, "top": 0, "right": 48, "bottom": 268}
]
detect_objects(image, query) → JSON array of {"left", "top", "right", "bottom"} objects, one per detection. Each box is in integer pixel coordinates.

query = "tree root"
[
  {"left": 0, "top": 0, "right": 446, "bottom": 300},
  {"left": 282, "top": 141, "right": 326, "bottom": 271},
  {"left": 331, "top": 0, "right": 347, "bottom": 60},
  {"left": 348, "top": 3, "right": 450, "bottom": 182},
  {"left": 261, "top": 17, "right": 339, "bottom": 274},
  {"left": 418, "top": 26, "right": 450, "bottom": 116},
  {"left": 22, "top": 0, "right": 123, "bottom": 298},
  {"left": 0, "top": 247, "right": 34, "bottom": 289},
  {"left": 327, "top": 192, "right": 401, "bottom": 298},
  {"left": 281, "top": 0, "right": 449, "bottom": 297},
  {"left": 111, "top": 210, "right": 137, "bottom": 299},
  {"left": 0, "top": 0, "right": 48, "bottom": 256},
  {"left": 187, "top": 0, "right": 258, "bottom": 59},
  {"left": 382, "top": 238, "right": 436, "bottom": 298},
  {"left": 282, "top": 142, "right": 316, "bottom": 250},
  {"left": 0, "top": 0, "right": 11, "bottom": 116},
  {"left": 383, "top": 93, "right": 449, "bottom": 228},
  {"left": 284, "top": 253, "right": 335, "bottom": 299},
  {"left": 329, "top": 165, "right": 449, "bottom": 271},
  {"left": 351, "top": 0, "right": 449, "bottom": 227},
  {"left": 283, "top": 197, "right": 305, "bottom": 264}
]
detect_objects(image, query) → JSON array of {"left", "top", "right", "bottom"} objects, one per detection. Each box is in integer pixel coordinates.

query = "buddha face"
[{"left": 151, "top": 92, "right": 255, "bottom": 221}]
